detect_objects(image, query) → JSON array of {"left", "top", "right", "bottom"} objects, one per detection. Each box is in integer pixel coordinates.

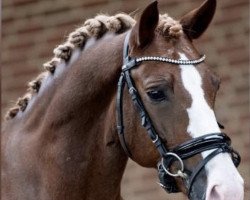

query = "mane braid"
[
  {"left": 157, "top": 14, "right": 183, "bottom": 38},
  {"left": 5, "top": 13, "right": 182, "bottom": 120},
  {"left": 5, "top": 13, "right": 136, "bottom": 120}
]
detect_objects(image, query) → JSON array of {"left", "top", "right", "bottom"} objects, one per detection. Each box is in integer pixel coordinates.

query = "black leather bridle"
[{"left": 116, "top": 31, "right": 241, "bottom": 197}]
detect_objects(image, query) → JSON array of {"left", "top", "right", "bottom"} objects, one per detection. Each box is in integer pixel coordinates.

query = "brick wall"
[{"left": 2, "top": 0, "right": 249, "bottom": 199}]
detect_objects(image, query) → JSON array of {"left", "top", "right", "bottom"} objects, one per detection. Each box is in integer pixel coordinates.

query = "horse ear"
[
  {"left": 133, "top": 1, "right": 159, "bottom": 48},
  {"left": 180, "top": 0, "right": 216, "bottom": 39}
]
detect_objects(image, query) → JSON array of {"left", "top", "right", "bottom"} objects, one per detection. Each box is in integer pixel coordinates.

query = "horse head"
[{"left": 119, "top": 1, "right": 244, "bottom": 199}]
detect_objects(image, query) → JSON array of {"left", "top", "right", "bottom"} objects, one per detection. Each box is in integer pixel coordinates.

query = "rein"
[{"left": 116, "top": 31, "right": 241, "bottom": 196}]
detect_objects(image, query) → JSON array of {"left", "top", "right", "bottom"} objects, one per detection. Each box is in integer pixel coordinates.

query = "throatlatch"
[{"left": 116, "top": 31, "right": 241, "bottom": 196}]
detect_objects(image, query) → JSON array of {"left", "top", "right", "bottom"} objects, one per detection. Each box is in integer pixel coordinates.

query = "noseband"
[{"left": 116, "top": 31, "right": 241, "bottom": 196}]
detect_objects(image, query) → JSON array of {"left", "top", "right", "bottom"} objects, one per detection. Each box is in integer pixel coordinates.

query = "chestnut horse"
[{"left": 2, "top": 1, "right": 244, "bottom": 200}]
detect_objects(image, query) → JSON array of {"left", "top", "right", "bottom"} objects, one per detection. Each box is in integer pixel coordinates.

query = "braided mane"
[{"left": 5, "top": 13, "right": 182, "bottom": 120}]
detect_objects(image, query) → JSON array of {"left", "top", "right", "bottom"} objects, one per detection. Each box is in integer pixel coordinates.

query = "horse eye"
[{"left": 147, "top": 90, "right": 167, "bottom": 102}]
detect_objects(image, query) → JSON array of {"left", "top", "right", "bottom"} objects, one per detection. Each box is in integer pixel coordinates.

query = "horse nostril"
[
  {"left": 208, "top": 185, "right": 222, "bottom": 200},
  {"left": 206, "top": 184, "right": 244, "bottom": 200}
]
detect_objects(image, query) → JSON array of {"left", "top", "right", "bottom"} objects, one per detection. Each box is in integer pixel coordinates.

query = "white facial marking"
[
  {"left": 179, "top": 53, "right": 220, "bottom": 157},
  {"left": 179, "top": 53, "right": 244, "bottom": 199}
]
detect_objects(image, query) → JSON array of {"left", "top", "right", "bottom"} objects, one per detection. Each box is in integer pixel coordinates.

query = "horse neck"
[{"left": 25, "top": 33, "right": 128, "bottom": 199}]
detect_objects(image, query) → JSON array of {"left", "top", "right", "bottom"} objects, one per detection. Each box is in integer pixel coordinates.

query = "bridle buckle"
[{"left": 152, "top": 134, "right": 159, "bottom": 144}]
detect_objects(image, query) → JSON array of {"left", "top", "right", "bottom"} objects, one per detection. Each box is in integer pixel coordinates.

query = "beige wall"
[{"left": 2, "top": 0, "right": 249, "bottom": 199}]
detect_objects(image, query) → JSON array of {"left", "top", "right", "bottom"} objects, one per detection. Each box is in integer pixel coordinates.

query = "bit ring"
[{"left": 161, "top": 152, "right": 185, "bottom": 177}]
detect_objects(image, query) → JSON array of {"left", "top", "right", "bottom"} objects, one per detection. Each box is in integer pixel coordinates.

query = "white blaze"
[
  {"left": 179, "top": 53, "right": 220, "bottom": 157},
  {"left": 179, "top": 53, "right": 244, "bottom": 200}
]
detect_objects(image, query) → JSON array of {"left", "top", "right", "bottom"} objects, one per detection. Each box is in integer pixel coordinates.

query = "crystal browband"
[{"left": 135, "top": 54, "right": 206, "bottom": 65}]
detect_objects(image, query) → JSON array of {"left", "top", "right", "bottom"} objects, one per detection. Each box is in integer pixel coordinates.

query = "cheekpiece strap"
[{"left": 118, "top": 30, "right": 167, "bottom": 158}]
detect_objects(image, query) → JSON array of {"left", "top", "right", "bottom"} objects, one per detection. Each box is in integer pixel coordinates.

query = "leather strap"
[{"left": 116, "top": 73, "right": 132, "bottom": 157}]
